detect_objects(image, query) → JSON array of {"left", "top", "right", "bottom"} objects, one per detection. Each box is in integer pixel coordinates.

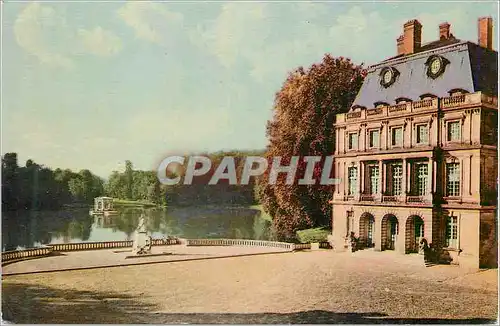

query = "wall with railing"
[
  {"left": 46, "top": 238, "right": 181, "bottom": 252},
  {"left": 1, "top": 238, "right": 332, "bottom": 265},
  {"left": 185, "top": 238, "right": 332, "bottom": 250},
  {"left": 185, "top": 238, "right": 295, "bottom": 250},
  {"left": 1, "top": 238, "right": 182, "bottom": 264},
  {"left": 1, "top": 247, "right": 53, "bottom": 263},
  {"left": 338, "top": 91, "right": 497, "bottom": 124}
]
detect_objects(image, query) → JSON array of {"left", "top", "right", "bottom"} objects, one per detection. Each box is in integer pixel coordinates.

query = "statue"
[
  {"left": 419, "top": 238, "right": 428, "bottom": 255},
  {"left": 349, "top": 231, "right": 358, "bottom": 252},
  {"left": 133, "top": 214, "right": 152, "bottom": 255}
]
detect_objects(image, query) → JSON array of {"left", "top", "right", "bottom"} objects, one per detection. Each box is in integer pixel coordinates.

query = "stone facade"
[{"left": 331, "top": 18, "right": 498, "bottom": 269}]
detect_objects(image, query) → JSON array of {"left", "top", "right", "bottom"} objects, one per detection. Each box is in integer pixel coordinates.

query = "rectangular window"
[
  {"left": 416, "top": 164, "right": 428, "bottom": 196},
  {"left": 447, "top": 121, "right": 461, "bottom": 142},
  {"left": 446, "top": 163, "right": 460, "bottom": 197},
  {"left": 391, "top": 127, "right": 403, "bottom": 147},
  {"left": 348, "top": 133, "right": 358, "bottom": 150},
  {"left": 369, "top": 166, "right": 380, "bottom": 194},
  {"left": 446, "top": 216, "right": 458, "bottom": 248},
  {"left": 392, "top": 164, "right": 402, "bottom": 196},
  {"left": 369, "top": 130, "right": 380, "bottom": 148},
  {"left": 416, "top": 124, "right": 428, "bottom": 144},
  {"left": 348, "top": 167, "right": 358, "bottom": 195}
]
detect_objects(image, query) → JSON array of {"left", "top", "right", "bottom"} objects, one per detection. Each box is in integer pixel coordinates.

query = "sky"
[{"left": 2, "top": 1, "right": 498, "bottom": 178}]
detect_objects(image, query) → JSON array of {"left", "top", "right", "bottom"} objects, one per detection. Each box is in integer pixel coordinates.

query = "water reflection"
[{"left": 2, "top": 206, "right": 272, "bottom": 251}]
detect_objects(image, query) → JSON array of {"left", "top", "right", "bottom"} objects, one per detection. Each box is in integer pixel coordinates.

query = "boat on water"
[{"left": 89, "top": 196, "right": 119, "bottom": 216}]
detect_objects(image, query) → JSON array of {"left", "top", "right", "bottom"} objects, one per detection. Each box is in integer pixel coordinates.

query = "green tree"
[
  {"left": 125, "top": 160, "right": 133, "bottom": 200},
  {"left": 256, "top": 54, "right": 365, "bottom": 241},
  {"left": 2, "top": 153, "right": 19, "bottom": 211},
  {"left": 68, "top": 177, "right": 86, "bottom": 202}
]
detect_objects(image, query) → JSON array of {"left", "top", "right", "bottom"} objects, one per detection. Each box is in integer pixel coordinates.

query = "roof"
[
  {"left": 351, "top": 40, "right": 498, "bottom": 109},
  {"left": 419, "top": 37, "right": 461, "bottom": 52}
]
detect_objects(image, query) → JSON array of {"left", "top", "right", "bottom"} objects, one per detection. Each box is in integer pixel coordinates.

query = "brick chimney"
[
  {"left": 397, "top": 35, "right": 405, "bottom": 55},
  {"left": 439, "top": 22, "right": 451, "bottom": 40},
  {"left": 478, "top": 17, "right": 493, "bottom": 50},
  {"left": 403, "top": 20, "right": 422, "bottom": 55}
]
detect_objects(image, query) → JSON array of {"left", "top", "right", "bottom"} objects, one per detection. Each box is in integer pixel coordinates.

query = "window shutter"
[{"left": 387, "top": 164, "right": 393, "bottom": 195}]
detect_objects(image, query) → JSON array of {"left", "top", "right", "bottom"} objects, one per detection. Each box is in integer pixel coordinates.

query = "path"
[
  {"left": 2, "top": 249, "right": 497, "bottom": 323},
  {"left": 2, "top": 245, "right": 290, "bottom": 275}
]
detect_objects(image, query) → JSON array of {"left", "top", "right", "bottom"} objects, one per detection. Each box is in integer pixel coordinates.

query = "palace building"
[{"left": 330, "top": 17, "right": 498, "bottom": 269}]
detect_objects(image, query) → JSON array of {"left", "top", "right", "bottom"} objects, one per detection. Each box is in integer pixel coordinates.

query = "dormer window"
[
  {"left": 425, "top": 55, "right": 449, "bottom": 79},
  {"left": 374, "top": 101, "right": 389, "bottom": 108},
  {"left": 419, "top": 93, "right": 437, "bottom": 100},
  {"left": 379, "top": 67, "right": 399, "bottom": 88},
  {"left": 448, "top": 89, "right": 468, "bottom": 96},
  {"left": 351, "top": 105, "right": 366, "bottom": 111},
  {"left": 395, "top": 97, "right": 412, "bottom": 104}
]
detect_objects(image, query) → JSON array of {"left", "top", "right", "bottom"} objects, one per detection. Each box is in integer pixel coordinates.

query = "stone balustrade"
[
  {"left": 1, "top": 238, "right": 333, "bottom": 265},
  {"left": 441, "top": 94, "right": 467, "bottom": 108},
  {"left": 185, "top": 238, "right": 295, "bottom": 250},
  {"left": 339, "top": 92, "right": 491, "bottom": 123},
  {"left": 2, "top": 239, "right": 182, "bottom": 264},
  {"left": 388, "top": 103, "right": 408, "bottom": 113},
  {"left": 48, "top": 241, "right": 133, "bottom": 252},
  {"left": 346, "top": 111, "right": 362, "bottom": 120},
  {"left": 366, "top": 108, "right": 383, "bottom": 116},
  {"left": 2, "top": 247, "right": 53, "bottom": 263},
  {"left": 47, "top": 239, "right": 181, "bottom": 252},
  {"left": 412, "top": 98, "right": 434, "bottom": 110}
]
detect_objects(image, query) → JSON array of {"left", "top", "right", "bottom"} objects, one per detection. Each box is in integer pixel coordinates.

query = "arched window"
[
  {"left": 448, "top": 89, "right": 469, "bottom": 97},
  {"left": 350, "top": 105, "right": 366, "bottom": 111},
  {"left": 395, "top": 97, "right": 412, "bottom": 104},
  {"left": 374, "top": 101, "right": 389, "bottom": 108},
  {"left": 419, "top": 93, "right": 437, "bottom": 100}
]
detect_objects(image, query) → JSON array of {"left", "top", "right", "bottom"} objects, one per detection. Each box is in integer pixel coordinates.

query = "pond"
[{"left": 1, "top": 206, "right": 273, "bottom": 251}]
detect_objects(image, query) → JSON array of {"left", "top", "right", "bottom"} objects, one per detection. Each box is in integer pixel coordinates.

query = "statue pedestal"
[
  {"left": 132, "top": 216, "right": 152, "bottom": 255},
  {"left": 133, "top": 231, "right": 151, "bottom": 255}
]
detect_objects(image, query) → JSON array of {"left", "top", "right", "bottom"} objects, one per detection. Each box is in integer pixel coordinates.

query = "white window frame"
[
  {"left": 416, "top": 163, "right": 428, "bottom": 196},
  {"left": 447, "top": 120, "right": 461, "bottom": 142},
  {"left": 348, "top": 167, "right": 358, "bottom": 195},
  {"left": 391, "top": 126, "right": 403, "bottom": 147},
  {"left": 416, "top": 123, "right": 429, "bottom": 145},
  {"left": 392, "top": 164, "right": 403, "bottom": 196},
  {"left": 369, "top": 165, "right": 380, "bottom": 194},
  {"left": 445, "top": 216, "right": 459, "bottom": 249},
  {"left": 348, "top": 132, "right": 359, "bottom": 150},
  {"left": 368, "top": 129, "right": 380, "bottom": 148},
  {"left": 446, "top": 163, "right": 460, "bottom": 197}
]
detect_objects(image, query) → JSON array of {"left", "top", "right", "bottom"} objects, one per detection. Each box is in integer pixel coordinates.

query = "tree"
[
  {"left": 105, "top": 171, "right": 127, "bottom": 199},
  {"left": 256, "top": 54, "right": 365, "bottom": 241},
  {"left": 68, "top": 177, "right": 86, "bottom": 202},
  {"left": 2, "top": 153, "right": 19, "bottom": 211},
  {"left": 125, "top": 160, "right": 133, "bottom": 200},
  {"left": 2, "top": 154, "right": 103, "bottom": 210}
]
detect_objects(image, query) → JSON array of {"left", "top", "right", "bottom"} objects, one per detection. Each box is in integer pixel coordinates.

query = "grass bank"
[
  {"left": 112, "top": 199, "right": 159, "bottom": 208},
  {"left": 248, "top": 205, "right": 332, "bottom": 243},
  {"left": 296, "top": 227, "right": 331, "bottom": 243}
]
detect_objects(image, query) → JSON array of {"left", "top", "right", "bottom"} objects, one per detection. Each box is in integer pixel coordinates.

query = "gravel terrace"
[
  {"left": 2, "top": 245, "right": 290, "bottom": 275},
  {"left": 2, "top": 249, "right": 498, "bottom": 324}
]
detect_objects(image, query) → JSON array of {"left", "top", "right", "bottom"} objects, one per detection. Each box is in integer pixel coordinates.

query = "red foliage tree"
[{"left": 256, "top": 54, "right": 365, "bottom": 241}]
